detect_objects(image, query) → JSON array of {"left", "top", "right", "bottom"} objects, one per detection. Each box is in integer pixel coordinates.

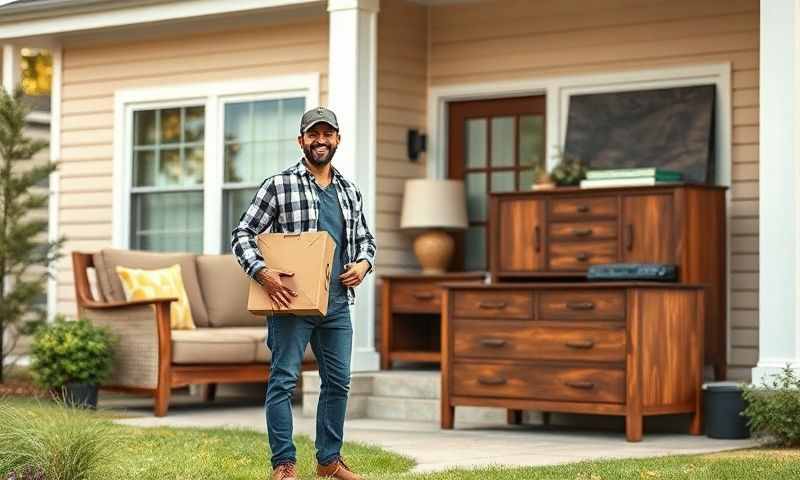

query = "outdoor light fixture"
[{"left": 407, "top": 129, "right": 427, "bottom": 161}]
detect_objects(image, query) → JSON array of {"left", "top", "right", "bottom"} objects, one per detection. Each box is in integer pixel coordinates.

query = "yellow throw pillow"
[{"left": 115, "top": 264, "right": 196, "bottom": 330}]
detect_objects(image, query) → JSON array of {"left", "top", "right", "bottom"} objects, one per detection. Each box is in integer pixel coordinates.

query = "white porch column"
[
  {"left": 2, "top": 44, "right": 20, "bottom": 93},
  {"left": 327, "top": 0, "right": 380, "bottom": 372},
  {"left": 753, "top": 0, "right": 800, "bottom": 384}
]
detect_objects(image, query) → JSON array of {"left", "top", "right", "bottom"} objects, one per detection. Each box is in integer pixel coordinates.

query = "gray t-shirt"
[{"left": 314, "top": 181, "right": 349, "bottom": 306}]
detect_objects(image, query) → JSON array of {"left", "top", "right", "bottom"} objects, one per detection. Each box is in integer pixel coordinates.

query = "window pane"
[
  {"left": 225, "top": 142, "right": 253, "bottom": 183},
  {"left": 254, "top": 100, "right": 280, "bottom": 140},
  {"left": 466, "top": 172, "right": 486, "bottom": 222},
  {"left": 160, "top": 108, "right": 181, "bottom": 144},
  {"left": 519, "top": 167, "right": 535, "bottom": 190},
  {"left": 253, "top": 140, "right": 280, "bottom": 180},
  {"left": 519, "top": 115, "right": 544, "bottom": 167},
  {"left": 222, "top": 187, "right": 259, "bottom": 252},
  {"left": 464, "top": 225, "right": 486, "bottom": 271},
  {"left": 225, "top": 102, "right": 252, "bottom": 143},
  {"left": 490, "top": 116, "right": 514, "bottom": 167},
  {"left": 184, "top": 106, "right": 205, "bottom": 143},
  {"left": 131, "top": 191, "right": 203, "bottom": 253},
  {"left": 282, "top": 97, "right": 306, "bottom": 137},
  {"left": 158, "top": 148, "right": 181, "bottom": 186},
  {"left": 184, "top": 146, "right": 204, "bottom": 185},
  {"left": 491, "top": 171, "right": 515, "bottom": 192},
  {"left": 133, "top": 150, "right": 156, "bottom": 187},
  {"left": 465, "top": 118, "right": 486, "bottom": 169},
  {"left": 134, "top": 110, "right": 156, "bottom": 146}
]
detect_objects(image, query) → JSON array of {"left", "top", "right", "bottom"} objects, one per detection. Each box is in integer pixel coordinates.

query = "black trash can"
[{"left": 703, "top": 382, "right": 750, "bottom": 439}]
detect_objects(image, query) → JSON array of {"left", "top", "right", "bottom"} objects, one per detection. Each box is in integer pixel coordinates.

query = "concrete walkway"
[{"left": 102, "top": 392, "right": 756, "bottom": 473}]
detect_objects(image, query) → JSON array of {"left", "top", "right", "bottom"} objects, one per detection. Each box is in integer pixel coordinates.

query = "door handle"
[
  {"left": 565, "top": 340, "right": 595, "bottom": 349},
  {"left": 573, "top": 228, "right": 593, "bottom": 237},
  {"left": 534, "top": 225, "right": 541, "bottom": 252},
  {"left": 625, "top": 224, "right": 634, "bottom": 251},
  {"left": 478, "top": 301, "right": 508, "bottom": 310},
  {"left": 479, "top": 338, "right": 507, "bottom": 348},
  {"left": 566, "top": 301, "right": 595, "bottom": 310},
  {"left": 565, "top": 381, "right": 595, "bottom": 390},
  {"left": 478, "top": 376, "right": 507, "bottom": 386}
]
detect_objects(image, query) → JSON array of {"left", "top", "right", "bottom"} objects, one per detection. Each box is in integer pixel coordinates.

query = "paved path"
[{"left": 103, "top": 392, "right": 756, "bottom": 473}]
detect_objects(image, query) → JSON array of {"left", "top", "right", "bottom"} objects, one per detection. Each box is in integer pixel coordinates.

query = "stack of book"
[{"left": 580, "top": 168, "right": 683, "bottom": 188}]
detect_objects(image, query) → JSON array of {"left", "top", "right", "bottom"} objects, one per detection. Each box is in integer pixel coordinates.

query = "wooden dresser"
[
  {"left": 440, "top": 282, "right": 706, "bottom": 441},
  {"left": 380, "top": 272, "right": 485, "bottom": 369},
  {"left": 489, "top": 185, "right": 727, "bottom": 379}
]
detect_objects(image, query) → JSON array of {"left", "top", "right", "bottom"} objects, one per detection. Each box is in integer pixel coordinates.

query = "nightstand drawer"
[
  {"left": 453, "top": 290, "right": 533, "bottom": 319},
  {"left": 453, "top": 320, "right": 626, "bottom": 363},
  {"left": 391, "top": 281, "right": 442, "bottom": 313},
  {"left": 539, "top": 290, "right": 625, "bottom": 320},
  {"left": 452, "top": 362, "right": 625, "bottom": 404},
  {"left": 548, "top": 241, "right": 618, "bottom": 271},
  {"left": 549, "top": 196, "right": 617, "bottom": 219},
  {"left": 549, "top": 221, "right": 617, "bottom": 240}
]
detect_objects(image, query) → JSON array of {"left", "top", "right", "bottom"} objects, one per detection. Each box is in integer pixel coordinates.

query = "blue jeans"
[{"left": 265, "top": 300, "right": 352, "bottom": 468}]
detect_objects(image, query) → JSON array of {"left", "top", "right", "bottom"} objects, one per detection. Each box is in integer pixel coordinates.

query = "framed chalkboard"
[{"left": 563, "top": 85, "right": 716, "bottom": 184}]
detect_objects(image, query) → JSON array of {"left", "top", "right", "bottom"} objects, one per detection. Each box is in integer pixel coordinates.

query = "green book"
[{"left": 586, "top": 168, "right": 683, "bottom": 180}]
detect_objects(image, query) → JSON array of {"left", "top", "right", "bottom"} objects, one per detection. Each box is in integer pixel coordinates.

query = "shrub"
[
  {"left": 0, "top": 399, "right": 119, "bottom": 480},
  {"left": 742, "top": 364, "right": 800, "bottom": 446},
  {"left": 29, "top": 317, "right": 116, "bottom": 390}
]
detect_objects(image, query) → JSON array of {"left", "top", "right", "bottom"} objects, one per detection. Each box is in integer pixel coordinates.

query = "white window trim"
[
  {"left": 428, "top": 62, "right": 732, "bottom": 364},
  {"left": 112, "top": 73, "right": 320, "bottom": 254}
]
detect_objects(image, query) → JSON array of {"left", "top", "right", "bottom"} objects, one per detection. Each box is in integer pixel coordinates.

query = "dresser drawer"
[
  {"left": 549, "top": 221, "right": 617, "bottom": 240},
  {"left": 452, "top": 362, "right": 625, "bottom": 404},
  {"left": 453, "top": 320, "right": 626, "bottom": 363},
  {"left": 539, "top": 290, "right": 625, "bottom": 320},
  {"left": 548, "top": 241, "right": 618, "bottom": 271},
  {"left": 453, "top": 290, "right": 533, "bottom": 319},
  {"left": 550, "top": 196, "right": 617, "bottom": 219},
  {"left": 391, "top": 281, "right": 441, "bottom": 313}
]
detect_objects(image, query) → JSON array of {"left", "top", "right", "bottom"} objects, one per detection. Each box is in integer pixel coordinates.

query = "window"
[
  {"left": 221, "top": 97, "right": 305, "bottom": 250},
  {"left": 130, "top": 106, "right": 205, "bottom": 252}
]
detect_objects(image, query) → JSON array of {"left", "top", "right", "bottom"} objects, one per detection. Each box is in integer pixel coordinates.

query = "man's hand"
[
  {"left": 255, "top": 267, "right": 297, "bottom": 309},
  {"left": 339, "top": 260, "right": 369, "bottom": 288}
]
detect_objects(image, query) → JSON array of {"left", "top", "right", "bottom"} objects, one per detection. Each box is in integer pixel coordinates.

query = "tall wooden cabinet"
[{"left": 488, "top": 185, "right": 727, "bottom": 379}]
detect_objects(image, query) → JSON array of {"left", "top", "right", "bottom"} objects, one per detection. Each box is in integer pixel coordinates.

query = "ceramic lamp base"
[{"left": 413, "top": 230, "right": 454, "bottom": 274}]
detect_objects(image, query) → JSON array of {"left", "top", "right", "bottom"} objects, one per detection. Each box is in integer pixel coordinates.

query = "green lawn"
[{"left": 1, "top": 397, "right": 799, "bottom": 479}]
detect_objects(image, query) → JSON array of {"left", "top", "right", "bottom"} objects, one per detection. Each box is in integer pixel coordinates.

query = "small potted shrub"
[
  {"left": 30, "top": 316, "right": 116, "bottom": 409},
  {"left": 549, "top": 147, "right": 586, "bottom": 187},
  {"left": 742, "top": 364, "right": 800, "bottom": 446}
]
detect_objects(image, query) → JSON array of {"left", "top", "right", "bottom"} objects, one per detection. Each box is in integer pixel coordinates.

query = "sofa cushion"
[
  {"left": 171, "top": 329, "right": 256, "bottom": 364},
  {"left": 225, "top": 327, "right": 316, "bottom": 363},
  {"left": 196, "top": 254, "right": 264, "bottom": 327},
  {"left": 116, "top": 264, "right": 196, "bottom": 330},
  {"left": 91, "top": 253, "right": 111, "bottom": 302},
  {"left": 99, "top": 248, "right": 210, "bottom": 327}
]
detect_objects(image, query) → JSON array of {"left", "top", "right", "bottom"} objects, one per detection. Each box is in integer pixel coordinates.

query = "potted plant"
[
  {"left": 530, "top": 164, "right": 555, "bottom": 190},
  {"left": 548, "top": 146, "right": 586, "bottom": 187},
  {"left": 29, "top": 316, "right": 116, "bottom": 409}
]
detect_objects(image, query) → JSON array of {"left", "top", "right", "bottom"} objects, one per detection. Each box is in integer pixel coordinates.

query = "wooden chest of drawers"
[{"left": 441, "top": 282, "right": 706, "bottom": 442}]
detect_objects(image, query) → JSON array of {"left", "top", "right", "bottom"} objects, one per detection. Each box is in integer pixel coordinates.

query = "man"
[{"left": 231, "top": 107, "right": 376, "bottom": 480}]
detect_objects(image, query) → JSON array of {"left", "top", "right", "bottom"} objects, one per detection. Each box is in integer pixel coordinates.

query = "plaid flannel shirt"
[{"left": 231, "top": 159, "right": 377, "bottom": 305}]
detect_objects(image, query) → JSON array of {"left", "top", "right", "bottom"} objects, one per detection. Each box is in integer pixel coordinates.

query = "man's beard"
[{"left": 303, "top": 143, "right": 337, "bottom": 166}]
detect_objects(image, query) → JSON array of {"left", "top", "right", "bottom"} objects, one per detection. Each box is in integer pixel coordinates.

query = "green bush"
[
  {"left": 0, "top": 399, "right": 119, "bottom": 480},
  {"left": 742, "top": 364, "right": 800, "bottom": 446},
  {"left": 29, "top": 316, "right": 116, "bottom": 390}
]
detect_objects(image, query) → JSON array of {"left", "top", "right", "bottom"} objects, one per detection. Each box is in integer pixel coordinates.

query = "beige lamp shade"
[{"left": 400, "top": 179, "right": 469, "bottom": 231}]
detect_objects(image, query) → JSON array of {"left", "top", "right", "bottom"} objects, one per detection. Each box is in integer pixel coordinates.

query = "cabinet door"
[
  {"left": 498, "top": 198, "right": 546, "bottom": 272},
  {"left": 621, "top": 194, "right": 675, "bottom": 263}
]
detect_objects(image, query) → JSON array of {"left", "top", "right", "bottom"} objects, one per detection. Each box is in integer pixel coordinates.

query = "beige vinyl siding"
[
  {"left": 57, "top": 17, "right": 329, "bottom": 317},
  {"left": 429, "top": 0, "right": 759, "bottom": 380},
  {"left": 375, "top": 0, "right": 429, "bottom": 276}
]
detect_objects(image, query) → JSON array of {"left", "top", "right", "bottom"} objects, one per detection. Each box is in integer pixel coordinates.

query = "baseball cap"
[{"left": 300, "top": 106, "right": 339, "bottom": 133}]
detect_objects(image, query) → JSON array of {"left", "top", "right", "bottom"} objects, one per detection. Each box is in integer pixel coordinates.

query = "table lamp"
[{"left": 400, "top": 179, "right": 468, "bottom": 274}]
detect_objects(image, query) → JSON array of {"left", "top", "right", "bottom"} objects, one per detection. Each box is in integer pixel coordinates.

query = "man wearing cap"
[{"left": 232, "top": 107, "right": 376, "bottom": 480}]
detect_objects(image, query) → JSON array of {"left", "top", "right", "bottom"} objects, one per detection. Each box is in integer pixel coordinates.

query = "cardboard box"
[{"left": 247, "top": 231, "right": 336, "bottom": 316}]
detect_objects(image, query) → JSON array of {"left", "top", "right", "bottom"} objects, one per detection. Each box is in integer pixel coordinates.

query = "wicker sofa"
[{"left": 71, "top": 248, "right": 316, "bottom": 416}]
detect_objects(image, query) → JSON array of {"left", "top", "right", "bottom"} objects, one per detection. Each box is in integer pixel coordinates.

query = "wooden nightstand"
[{"left": 380, "top": 272, "right": 486, "bottom": 370}]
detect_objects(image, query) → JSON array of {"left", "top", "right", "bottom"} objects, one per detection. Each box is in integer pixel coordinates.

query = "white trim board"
[
  {"left": 47, "top": 45, "right": 61, "bottom": 322},
  {"left": 428, "top": 62, "right": 733, "bottom": 364},
  {"left": 112, "top": 73, "right": 320, "bottom": 253}
]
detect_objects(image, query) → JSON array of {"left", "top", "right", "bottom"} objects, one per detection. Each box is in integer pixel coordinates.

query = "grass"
[{"left": 1, "top": 397, "right": 799, "bottom": 479}]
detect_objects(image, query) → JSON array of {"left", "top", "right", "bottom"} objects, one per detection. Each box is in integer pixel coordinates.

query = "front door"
[{"left": 448, "top": 96, "right": 546, "bottom": 271}]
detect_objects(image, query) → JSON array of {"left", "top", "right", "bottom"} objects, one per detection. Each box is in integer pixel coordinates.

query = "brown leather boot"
[
  {"left": 271, "top": 462, "right": 298, "bottom": 480},
  {"left": 316, "top": 456, "right": 362, "bottom": 479}
]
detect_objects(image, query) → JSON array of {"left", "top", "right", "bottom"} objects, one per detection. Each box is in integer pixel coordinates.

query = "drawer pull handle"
[
  {"left": 576, "top": 205, "right": 590, "bottom": 213},
  {"left": 534, "top": 225, "right": 541, "bottom": 252},
  {"left": 478, "top": 301, "right": 507, "bottom": 310},
  {"left": 479, "top": 338, "right": 507, "bottom": 348},
  {"left": 573, "top": 228, "right": 593, "bottom": 237},
  {"left": 565, "top": 381, "right": 595, "bottom": 390},
  {"left": 566, "top": 301, "right": 595, "bottom": 310},
  {"left": 576, "top": 252, "right": 591, "bottom": 262},
  {"left": 478, "top": 376, "right": 507, "bottom": 386},
  {"left": 625, "top": 224, "right": 634, "bottom": 251},
  {"left": 565, "top": 340, "right": 595, "bottom": 349},
  {"left": 412, "top": 292, "right": 435, "bottom": 300}
]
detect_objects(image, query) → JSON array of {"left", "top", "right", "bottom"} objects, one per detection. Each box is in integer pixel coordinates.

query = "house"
[{"left": 0, "top": 0, "right": 790, "bottom": 385}]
